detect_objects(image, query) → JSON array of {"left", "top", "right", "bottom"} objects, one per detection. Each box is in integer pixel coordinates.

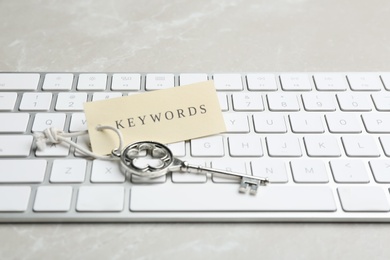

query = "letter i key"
[{"left": 113, "top": 141, "right": 269, "bottom": 195}]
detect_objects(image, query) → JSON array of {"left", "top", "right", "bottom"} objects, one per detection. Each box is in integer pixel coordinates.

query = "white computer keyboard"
[{"left": 1, "top": 72, "right": 390, "bottom": 222}]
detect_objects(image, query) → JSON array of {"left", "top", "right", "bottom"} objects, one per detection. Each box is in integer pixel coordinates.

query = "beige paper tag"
[{"left": 84, "top": 80, "right": 226, "bottom": 155}]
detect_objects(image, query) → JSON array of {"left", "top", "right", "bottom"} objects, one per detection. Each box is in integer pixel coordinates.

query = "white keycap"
[
  {"left": 217, "top": 93, "right": 229, "bottom": 111},
  {"left": 371, "top": 93, "right": 390, "bottom": 111},
  {"left": 267, "top": 93, "right": 300, "bottom": 111},
  {"left": 342, "top": 136, "right": 380, "bottom": 157},
  {"left": 74, "top": 135, "right": 91, "bottom": 157},
  {"left": 92, "top": 92, "right": 122, "bottom": 101},
  {"left": 246, "top": 73, "right": 277, "bottom": 91},
  {"left": 146, "top": 74, "right": 174, "bottom": 90},
  {"left": 111, "top": 73, "right": 141, "bottom": 90},
  {"left": 289, "top": 114, "right": 324, "bottom": 133},
  {"left": 280, "top": 74, "right": 312, "bottom": 91},
  {"left": 228, "top": 135, "right": 263, "bottom": 157},
  {"left": 325, "top": 114, "right": 362, "bottom": 133},
  {"left": 213, "top": 74, "right": 243, "bottom": 91},
  {"left": 0, "top": 186, "right": 31, "bottom": 212},
  {"left": 171, "top": 160, "right": 207, "bottom": 183},
  {"left": 33, "top": 186, "right": 73, "bottom": 212},
  {"left": 77, "top": 74, "right": 107, "bottom": 91},
  {"left": 32, "top": 113, "right": 66, "bottom": 132},
  {"left": 362, "top": 113, "right": 390, "bottom": 133},
  {"left": 76, "top": 186, "right": 124, "bottom": 212},
  {"left": 379, "top": 136, "right": 390, "bottom": 156},
  {"left": 369, "top": 160, "right": 390, "bottom": 183},
  {"left": 131, "top": 175, "right": 166, "bottom": 183},
  {"left": 211, "top": 160, "right": 247, "bottom": 182},
  {"left": 42, "top": 73, "right": 74, "bottom": 90},
  {"left": 50, "top": 159, "right": 86, "bottom": 183},
  {"left": 266, "top": 136, "right": 302, "bottom": 157},
  {"left": 251, "top": 159, "right": 288, "bottom": 183},
  {"left": 301, "top": 93, "right": 336, "bottom": 111},
  {"left": 330, "top": 160, "right": 370, "bottom": 183},
  {"left": 313, "top": 73, "right": 348, "bottom": 91},
  {"left": 223, "top": 113, "right": 249, "bottom": 133},
  {"left": 35, "top": 138, "right": 70, "bottom": 157},
  {"left": 130, "top": 185, "right": 336, "bottom": 212},
  {"left": 304, "top": 135, "right": 341, "bottom": 157},
  {"left": 0, "top": 160, "right": 46, "bottom": 183},
  {"left": 0, "top": 135, "right": 33, "bottom": 157},
  {"left": 290, "top": 160, "right": 329, "bottom": 183},
  {"left": 19, "top": 93, "right": 52, "bottom": 111},
  {"left": 56, "top": 92, "right": 87, "bottom": 111},
  {"left": 191, "top": 136, "right": 224, "bottom": 157},
  {"left": 381, "top": 73, "right": 390, "bottom": 90},
  {"left": 338, "top": 187, "right": 390, "bottom": 212},
  {"left": 91, "top": 160, "right": 125, "bottom": 183},
  {"left": 232, "top": 93, "right": 264, "bottom": 111},
  {"left": 0, "top": 113, "right": 29, "bottom": 133},
  {"left": 337, "top": 93, "right": 372, "bottom": 111},
  {"left": 0, "top": 73, "right": 40, "bottom": 90},
  {"left": 179, "top": 73, "right": 208, "bottom": 86},
  {"left": 166, "top": 141, "right": 186, "bottom": 157},
  {"left": 347, "top": 73, "right": 382, "bottom": 91},
  {"left": 0, "top": 92, "right": 17, "bottom": 111},
  {"left": 253, "top": 113, "right": 287, "bottom": 133},
  {"left": 69, "top": 113, "right": 87, "bottom": 132}
]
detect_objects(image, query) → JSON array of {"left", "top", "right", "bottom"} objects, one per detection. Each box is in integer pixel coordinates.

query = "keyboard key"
[
  {"left": 280, "top": 73, "right": 312, "bottom": 91},
  {"left": 33, "top": 186, "right": 73, "bottom": 212},
  {"left": 146, "top": 74, "right": 174, "bottom": 90},
  {"left": 35, "top": 138, "right": 70, "bottom": 157},
  {"left": 131, "top": 175, "right": 166, "bottom": 183},
  {"left": 337, "top": 93, "right": 372, "bottom": 111},
  {"left": 111, "top": 73, "right": 141, "bottom": 90},
  {"left": 223, "top": 113, "right": 249, "bottom": 133},
  {"left": 32, "top": 113, "right": 66, "bottom": 132},
  {"left": 0, "top": 186, "right": 31, "bottom": 212},
  {"left": 253, "top": 113, "right": 287, "bottom": 133},
  {"left": 228, "top": 135, "right": 263, "bottom": 157},
  {"left": 381, "top": 73, "right": 390, "bottom": 90},
  {"left": 347, "top": 73, "right": 382, "bottom": 91},
  {"left": 0, "top": 135, "right": 33, "bottom": 157},
  {"left": 330, "top": 160, "right": 370, "bottom": 183},
  {"left": 0, "top": 73, "right": 40, "bottom": 90},
  {"left": 371, "top": 93, "right": 390, "bottom": 111},
  {"left": 42, "top": 73, "right": 74, "bottom": 90},
  {"left": 266, "top": 136, "right": 302, "bottom": 157},
  {"left": 369, "top": 160, "right": 390, "bottom": 183},
  {"left": 179, "top": 73, "right": 208, "bottom": 86},
  {"left": 69, "top": 112, "right": 87, "bottom": 132},
  {"left": 56, "top": 92, "right": 87, "bottom": 111},
  {"left": 19, "top": 93, "right": 52, "bottom": 111},
  {"left": 77, "top": 74, "right": 107, "bottom": 91},
  {"left": 166, "top": 141, "right": 186, "bottom": 157},
  {"left": 313, "top": 73, "right": 348, "bottom": 91},
  {"left": 380, "top": 136, "right": 390, "bottom": 156},
  {"left": 76, "top": 186, "right": 124, "bottom": 212},
  {"left": 0, "top": 160, "right": 46, "bottom": 183},
  {"left": 246, "top": 73, "right": 277, "bottom": 91},
  {"left": 91, "top": 160, "right": 125, "bottom": 183},
  {"left": 213, "top": 74, "right": 243, "bottom": 91},
  {"left": 232, "top": 93, "right": 264, "bottom": 111},
  {"left": 342, "top": 136, "right": 380, "bottom": 157},
  {"left": 267, "top": 93, "right": 300, "bottom": 111},
  {"left": 211, "top": 160, "right": 247, "bottom": 182},
  {"left": 92, "top": 92, "right": 122, "bottom": 101},
  {"left": 172, "top": 160, "right": 207, "bottom": 183},
  {"left": 325, "top": 114, "right": 362, "bottom": 133},
  {"left": 191, "top": 136, "right": 224, "bottom": 157},
  {"left": 338, "top": 187, "right": 390, "bottom": 212},
  {"left": 304, "top": 135, "right": 341, "bottom": 157},
  {"left": 0, "top": 113, "right": 29, "bottom": 133},
  {"left": 130, "top": 185, "right": 336, "bottom": 212},
  {"left": 217, "top": 93, "right": 229, "bottom": 111},
  {"left": 362, "top": 113, "right": 390, "bottom": 133},
  {"left": 50, "top": 159, "right": 86, "bottom": 183},
  {"left": 301, "top": 93, "right": 336, "bottom": 111},
  {"left": 251, "top": 159, "right": 288, "bottom": 183},
  {"left": 289, "top": 114, "right": 324, "bottom": 133},
  {"left": 290, "top": 160, "right": 329, "bottom": 183},
  {"left": 0, "top": 92, "right": 17, "bottom": 111}
]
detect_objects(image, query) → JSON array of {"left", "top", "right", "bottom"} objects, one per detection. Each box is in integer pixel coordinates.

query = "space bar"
[{"left": 130, "top": 185, "right": 337, "bottom": 212}]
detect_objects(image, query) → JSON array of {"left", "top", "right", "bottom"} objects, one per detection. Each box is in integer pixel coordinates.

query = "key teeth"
[{"left": 240, "top": 178, "right": 260, "bottom": 195}]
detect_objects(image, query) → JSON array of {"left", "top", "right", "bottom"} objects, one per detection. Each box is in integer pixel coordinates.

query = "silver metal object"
[{"left": 113, "top": 141, "right": 269, "bottom": 195}]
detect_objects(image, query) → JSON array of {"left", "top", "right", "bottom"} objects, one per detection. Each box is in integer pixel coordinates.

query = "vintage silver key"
[{"left": 113, "top": 141, "right": 269, "bottom": 195}]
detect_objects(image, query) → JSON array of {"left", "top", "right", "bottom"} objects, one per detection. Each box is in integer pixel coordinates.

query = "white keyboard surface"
[{"left": 1, "top": 72, "right": 390, "bottom": 222}]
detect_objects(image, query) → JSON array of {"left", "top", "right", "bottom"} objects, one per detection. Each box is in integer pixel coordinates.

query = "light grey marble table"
[{"left": 1, "top": 0, "right": 390, "bottom": 259}]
